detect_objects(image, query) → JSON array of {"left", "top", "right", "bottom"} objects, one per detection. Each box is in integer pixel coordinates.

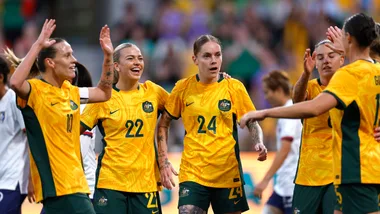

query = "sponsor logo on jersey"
[
  {"left": 218, "top": 99, "right": 231, "bottom": 112},
  {"left": 142, "top": 101, "right": 154, "bottom": 113}
]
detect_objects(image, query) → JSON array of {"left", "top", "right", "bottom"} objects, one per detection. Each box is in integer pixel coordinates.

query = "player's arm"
[
  {"left": 240, "top": 93, "right": 338, "bottom": 127},
  {"left": 9, "top": 19, "right": 56, "bottom": 99},
  {"left": 157, "top": 111, "right": 178, "bottom": 190},
  {"left": 292, "top": 48, "right": 315, "bottom": 103},
  {"left": 253, "top": 139, "right": 292, "bottom": 198},
  {"left": 86, "top": 25, "right": 114, "bottom": 103},
  {"left": 247, "top": 120, "right": 267, "bottom": 161}
]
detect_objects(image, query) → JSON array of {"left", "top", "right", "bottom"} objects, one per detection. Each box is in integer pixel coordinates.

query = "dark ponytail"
[{"left": 343, "top": 13, "right": 378, "bottom": 47}]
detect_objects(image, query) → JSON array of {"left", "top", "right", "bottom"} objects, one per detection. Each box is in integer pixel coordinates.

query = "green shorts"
[
  {"left": 93, "top": 188, "right": 161, "bottom": 214},
  {"left": 178, "top": 181, "right": 249, "bottom": 214},
  {"left": 43, "top": 193, "right": 95, "bottom": 214},
  {"left": 334, "top": 183, "right": 380, "bottom": 214},
  {"left": 292, "top": 183, "right": 335, "bottom": 214}
]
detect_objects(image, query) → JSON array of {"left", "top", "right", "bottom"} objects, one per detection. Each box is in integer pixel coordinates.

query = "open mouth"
[
  {"left": 69, "top": 65, "right": 76, "bottom": 72},
  {"left": 209, "top": 67, "right": 218, "bottom": 71},
  {"left": 131, "top": 67, "right": 141, "bottom": 74}
]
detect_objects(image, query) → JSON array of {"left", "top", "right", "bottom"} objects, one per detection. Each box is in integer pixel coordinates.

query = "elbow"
[{"left": 9, "top": 77, "right": 20, "bottom": 91}]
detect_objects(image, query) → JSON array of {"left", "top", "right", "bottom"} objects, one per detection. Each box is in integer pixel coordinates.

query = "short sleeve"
[
  {"left": 10, "top": 90, "right": 26, "bottom": 130},
  {"left": 16, "top": 80, "right": 34, "bottom": 109},
  {"left": 278, "top": 119, "right": 300, "bottom": 142},
  {"left": 323, "top": 69, "right": 357, "bottom": 109},
  {"left": 164, "top": 82, "right": 183, "bottom": 119},
  {"left": 231, "top": 80, "right": 256, "bottom": 121},
  {"left": 154, "top": 84, "right": 169, "bottom": 111},
  {"left": 80, "top": 103, "right": 101, "bottom": 130}
]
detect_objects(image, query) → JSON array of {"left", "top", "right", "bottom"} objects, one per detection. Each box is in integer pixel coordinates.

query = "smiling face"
[
  {"left": 114, "top": 45, "right": 144, "bottom": 82},
  {"left": 193, "top": 41, "right": 222, "bottom": 82},
  {"left": 48, "top": 41, "right": 78, "bottom": 82},
  {"left": 315, "top": 44, "right": 344, "bottom": 80}
]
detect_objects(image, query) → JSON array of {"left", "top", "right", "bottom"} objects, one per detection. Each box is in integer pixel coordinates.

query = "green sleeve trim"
[
  {"left": 323, "top": 90, "right": 346, "bottom": 110},
  {"left": 80, "top": 121, "right": 92, "bottom": 131},
  {"left": 164, "top": 108, "right": 180, "bottom": 120}
]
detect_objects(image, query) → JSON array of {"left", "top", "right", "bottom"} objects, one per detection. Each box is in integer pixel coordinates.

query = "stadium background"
[{"left": 1, "top": 0, "right": 379, "bottom": 213}]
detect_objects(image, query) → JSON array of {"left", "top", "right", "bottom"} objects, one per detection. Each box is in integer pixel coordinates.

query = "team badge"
[
  {"left": 179, "top": 187, "right": 190, "bottom": 198},
  {"left": 70, "top": 100, "right": 78, "bottom": 110},
  {"left": 218, "top": 99, "right": 231, "bottom": 112},
  {"left": 142, "top": 101, "right": 154, "bottom": 113},
  {"left": 97, "top": 196, "right": 108, "bottom": 206}
]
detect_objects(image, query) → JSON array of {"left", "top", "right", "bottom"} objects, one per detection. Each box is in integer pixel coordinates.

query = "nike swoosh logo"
[
  {"left": 151, "top": 211, "right": 159, "bottom": 214},
  {"left": 185, "top": 102, "right": 194, "bottom": 107},
  {"left": 110, "top": 109, "right": 120, "bottom": 114},
  {"left": 51, "top": 102, "right": 59, "bottom": 106},
  {"left": 234, "top": 199, "right": 241, "bottom": 205}
]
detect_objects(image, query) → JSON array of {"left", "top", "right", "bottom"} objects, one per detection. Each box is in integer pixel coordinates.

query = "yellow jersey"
[
  {"left": 17, "top": 79, "right": 89, "bottom": 202},
  {"left": 324, "top": 60, "right": 380, "bottom": 184},
  {"left": 81, "top": 81, "right": 168, "bottom": 192},
  {"left": 295, "top": 79, "right": 334, "bottom": 186},
  {"left": 165, "top": 75, "right": 255, "bottom": 188}
]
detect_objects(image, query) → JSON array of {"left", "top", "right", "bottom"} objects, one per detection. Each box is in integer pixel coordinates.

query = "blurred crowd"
[{"left": 1, "top": 0, "right": 380, "bottom": 150}]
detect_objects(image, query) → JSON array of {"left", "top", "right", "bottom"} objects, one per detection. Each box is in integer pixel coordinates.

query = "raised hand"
[
  {"left": 303, "top": 48, "right": 316, "bottom": 74},
  {"left": 36, "top": 19, "right": 56, "bottom": 48},
  {"left": 326, "top": 26, "right": 345, "bottom": 55},
  {"left": 99, "top": 25, "right": 113, "bottom": 56}
]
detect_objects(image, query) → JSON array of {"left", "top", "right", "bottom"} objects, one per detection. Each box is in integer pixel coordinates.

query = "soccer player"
[
  {"left": 0, "top": 56, "right": 29, "bottom": 214},
  {"left": 291, "top": 39, "right": 344, "bottom": 214},
  {"left": 9, "top": 19, "right": 114, "bottom": 214},
  {"left": 240, "top": 13, "right": 380, "bottom": 214},
  {"left": 80, "top": 43, "right": 168, "bottom": 214},
  {"left": 157, "top": 34, "right": 267, "bottom": 214},
  {"left": 254, "top": 70, "right": 302, "bottom": 214}
]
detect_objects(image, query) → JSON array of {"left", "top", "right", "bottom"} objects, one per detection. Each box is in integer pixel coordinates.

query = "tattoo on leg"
[{"left": 179, "top": 205, "right": 206, "bottom": 214}]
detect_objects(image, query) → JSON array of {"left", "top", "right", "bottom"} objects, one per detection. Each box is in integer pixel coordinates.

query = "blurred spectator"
[{"left": 13, "top": 21, "right": 38, "bottom": 57}]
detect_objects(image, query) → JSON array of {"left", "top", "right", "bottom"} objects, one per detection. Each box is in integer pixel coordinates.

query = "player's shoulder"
[
  {"left": 172, "top": 75, "right": 197, "bottom": 92},
  {"left": 308, "top": 78, "right": 319, "bottom": 86},
  {"left": 223, "top": 77, "right": 246, "bottom": 91},
  {"left": 140, "top": 80, "right": 163, "bottom": 90}
]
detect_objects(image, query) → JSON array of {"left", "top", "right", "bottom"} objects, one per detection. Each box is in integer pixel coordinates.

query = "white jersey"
[
  {"left": 0, "top": 89, "right": 29, "bottom": 194},
  {"left": 80, "top": 104, "right": 96, "bottom": 198},
  {"left": 273, "top": 99, "right": 302, "bottom": 197}
]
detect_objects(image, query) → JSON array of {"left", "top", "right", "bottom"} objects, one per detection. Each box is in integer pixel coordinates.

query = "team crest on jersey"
[
  {"left": 70, "top": 100, "right": 78, "bottom": 110},
  {"left": 97, "top": 196, "right": 108, "bottom": 206},
  {"left": 142, "top": 101, "right": 154, "bottom": 113},
  {"left": 218, "top": 99, "right": 231, "bottom": 112},
  {"left": 0, "top": 111, "right": 5, "bottom": 123},
  {"left": 179, "top": 187, "right": 190, "bottom": 198},
  {"left": 293, "top": 208, "right": 300, "bottom": 214}
]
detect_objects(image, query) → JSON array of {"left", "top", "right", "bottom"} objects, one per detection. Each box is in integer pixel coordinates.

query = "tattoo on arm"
[
  {"left": 247, "top": 120, "right": 263, "bottom": 144},
  {"left": 179, "top": 205, "right": 206, "bottom": 214},
  {"left": 157, "top": 112, "right": 173, "bottom": 169},
  {"left": 293, "top": 72, "right": 311, "bottom": 103}
]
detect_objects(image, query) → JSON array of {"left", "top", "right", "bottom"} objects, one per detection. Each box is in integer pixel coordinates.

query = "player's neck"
[
  {"left": 348, "top": 47, "right": 372, "bottom": 63},
  {"left": 116, "top": 80, "right": 139, "bottom": 91},
  {"left": 319, "top": 76, "right": 331, "bottom": 86},
  {"left": 41, "top": 73, "right": 65, "bottom": 88},
  {"left": 0, "top": 85, "right": 6, "bottom": 99},
  {"left": 279, "top": 96, "right": 290, "bottom": 106},
  {"left": 198, "top": 73, "right": 218, "bottom": 84}
]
